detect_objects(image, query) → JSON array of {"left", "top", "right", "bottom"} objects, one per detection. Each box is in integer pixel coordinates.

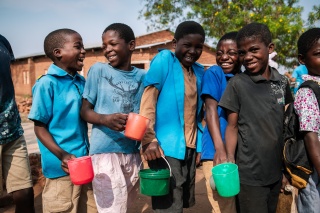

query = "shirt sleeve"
[
  {"left": 143, "top": 50, "right": 171, "bottom": 90},
  {"left": 201, "top": 65, "right": 226, "bottom": 102},
  {"left": 218, "top": 78, "right": 240, "bottom": 113},
  {"left": 294, "top": 88, "right": 320, "bottom": 133},
  {"left": 28, "top": 77, "right": 53, "bottom": 124},
  {"left": 82, "top": 64, "right": 100, "bottom": 105},
  {"left": 140, "top": 86, "right": 159, "bottom": 145}
]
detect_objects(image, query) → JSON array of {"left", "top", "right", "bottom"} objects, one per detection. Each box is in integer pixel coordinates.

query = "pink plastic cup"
[
  {"left": 67, "top": 156, "right": 94, "bottom": 185},
  {"left": 125, "top": 113, "right": 150, "bottom": 141}
]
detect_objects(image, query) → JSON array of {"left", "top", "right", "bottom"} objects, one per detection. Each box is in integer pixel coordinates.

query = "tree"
[
  {"left": 139, "top": 0, "right": 308, "bottom": 67},
  {"left": 308, "top": 5, "right": 320, "bottom": 27}
]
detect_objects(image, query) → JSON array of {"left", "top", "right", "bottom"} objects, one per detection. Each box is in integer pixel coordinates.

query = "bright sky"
[{"left": 0, "top": 0, "right": 317, "bottom": 58}]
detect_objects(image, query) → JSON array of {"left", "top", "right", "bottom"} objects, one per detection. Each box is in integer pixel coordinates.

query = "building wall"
[{"left": 11, "top": 30, "right": 216, "bottom": 97}]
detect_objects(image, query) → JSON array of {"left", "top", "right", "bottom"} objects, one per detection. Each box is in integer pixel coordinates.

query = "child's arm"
[
  {"left": 204, "top": 95, "right": 227, "bottom": 165},
  {"left": 225, "top": 110, "right": 239, "bottom": 163},
  {"left": 140, "top": 86, "right": 164, "bottom": 161},
  {"left": 33, "top": 121, "right": 75, "bottom": 173},
  {"left": 304, "top": 132, "right": 320, "bottom": 178},
  {"left": 80, "top": 99, "right": 127, "bottom": 132}
]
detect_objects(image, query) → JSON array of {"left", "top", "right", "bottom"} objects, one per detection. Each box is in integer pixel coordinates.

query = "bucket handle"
[{"left": 140, "top": 155, "right": 172, "bottom": 177}]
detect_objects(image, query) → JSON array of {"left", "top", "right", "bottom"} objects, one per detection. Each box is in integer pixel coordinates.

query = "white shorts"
[{"left": 91, "top": 153, "right": 141, "bottom": 213}]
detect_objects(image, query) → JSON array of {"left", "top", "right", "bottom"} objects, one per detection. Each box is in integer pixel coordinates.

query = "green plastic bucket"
[
  {"left": 139, "top": 156, "right": 171, "bottom": 196},
  {"left": 211, "top": 163, "right": 240, "bottom": 197}
]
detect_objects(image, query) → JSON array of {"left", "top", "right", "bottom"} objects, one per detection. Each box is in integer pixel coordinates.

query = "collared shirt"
[
  {"left": 219, "top": 67, "right": 293, "bottom": 186},
  {"left": 28, "top": 64, "right": 89, "bottom": 178},
  {"left": 140, "top": 49, "right": 204, "bottom": 160},
  {"left": 140, "top": 64, "right": 197, "bottom": 149},
  {"left": 0, "top": 34, "right": 23, "bottom": 144}
]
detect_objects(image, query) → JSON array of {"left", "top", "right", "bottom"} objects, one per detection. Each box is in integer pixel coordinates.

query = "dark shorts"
[{"left": 148, "top": 148, "right": 196, "bottom": 213}]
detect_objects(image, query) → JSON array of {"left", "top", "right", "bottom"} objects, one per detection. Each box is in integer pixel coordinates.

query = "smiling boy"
[
  {"left": 139, "top": 21, "right": 205, "bottom": 212},
  {"left": 28, "top": 29, "right": 94, "bottom": 213},
  {"left": 80, "top": 23, "right": 146, "bottom": 212},
  {"left": 219, "top": 23, "right": 293, "bottom": 213}
]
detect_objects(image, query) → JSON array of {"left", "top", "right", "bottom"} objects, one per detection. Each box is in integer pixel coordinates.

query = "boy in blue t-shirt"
[
  {"left": 201, "top": 32, "right": 240, "bottom": 213},
  {"left": 80, "top": 23, "right": 146, "bottom": 212},
  {"left": 139, "top": 21, "right": 205, "bottom": 212},
  {"left": 292, "top": 64, "right": 308, "bottom": 95},
  {"left": 28, "top": 29, "right": 96, "bottom": 213},
  {"left": 219, "top": 23, "right": 293, "bottom": 213}
]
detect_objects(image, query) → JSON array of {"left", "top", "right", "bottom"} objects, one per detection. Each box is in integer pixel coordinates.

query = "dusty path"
[{"left": 0, "top": 122, "right": 212, "bottom": 213}]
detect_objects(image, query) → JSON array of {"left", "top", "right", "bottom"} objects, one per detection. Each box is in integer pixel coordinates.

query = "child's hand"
[
  {"left": 141, "top": 142, "right": 164, "bottom": 161},
  {"left": 213, "top": 148, "right": 228, "bottom": 165},
  {"left": 280, "top": 174, "right": 290, "bottom": 193},
  {"left": 101, "top": 113, "right": 128, "bottom": 131},
  {"left": 61, "top": 153, "right": 76, "bottom": 174},
  {"left": 227, "top": 154, "right": 235, "bottom": 163}
]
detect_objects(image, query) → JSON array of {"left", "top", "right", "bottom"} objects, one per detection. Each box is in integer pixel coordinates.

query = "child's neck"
[{"left": 262, "top": 67, "right": 271, "bottom": 80}]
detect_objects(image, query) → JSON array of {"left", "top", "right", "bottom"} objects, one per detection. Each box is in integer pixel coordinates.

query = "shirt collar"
[
  {"left": 245, "top": 66, "right": 281, "bottom": 83},
  {"left": 47, "top": 64, "right": 84, "bottom": 81}
]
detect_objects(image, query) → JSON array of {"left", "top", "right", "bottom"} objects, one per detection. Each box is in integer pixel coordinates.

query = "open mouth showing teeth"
[
  {"left": 108, "top": 55, "right": 116, "bottom": 60},
  {"left": 78, "top": 58, "right": 84, "bottom": 62},
  {"left": 221, "top": 63, "right": 232, "bottom": 66},
  {"left": 185, "top": 56, "right": 194, "bottom": 61}
]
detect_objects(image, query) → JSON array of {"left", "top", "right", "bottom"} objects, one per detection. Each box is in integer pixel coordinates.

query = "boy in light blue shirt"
[
  {"left": 81, "top": 23, "right": 146, "bottom": 212},
  {"left": 28, "top": 29, "right": 96, "bottom": 213}
]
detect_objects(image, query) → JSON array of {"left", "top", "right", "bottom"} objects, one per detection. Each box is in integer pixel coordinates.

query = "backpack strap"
[{"left": 299, "top": 80, "right": 320, "bottom": 108}]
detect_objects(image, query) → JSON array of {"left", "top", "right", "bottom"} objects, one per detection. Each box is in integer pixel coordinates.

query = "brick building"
[{"left": 11, "top": 29, "right": 216, "bottom": 96}]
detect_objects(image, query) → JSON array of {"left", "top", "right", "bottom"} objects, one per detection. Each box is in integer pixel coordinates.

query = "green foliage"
[
  {"left": 308, "top": 5, "right": 320, "bottom": 27},
  {"left": 139, "top": 0, "right": 318, "bottom": 67}
]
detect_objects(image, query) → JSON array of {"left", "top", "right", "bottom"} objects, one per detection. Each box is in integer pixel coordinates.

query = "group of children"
[{"left": 1, "top": 18, "right": 320, "bottom": 213}]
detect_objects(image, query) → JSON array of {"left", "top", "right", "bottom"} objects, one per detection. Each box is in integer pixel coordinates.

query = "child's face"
[
  {"left": 216, "top": 39, "right": 239, "bottom": 74},
  {"left": 102, "top": 30, "right": 135, "bottom": 71},
  {"left": 237, "top": 36, "right": 274, "bottom": 75},
  {"left": 299, "top": 38, "right": 320, "bottom": 76},
  {"left": 56, "top": 33, "right": 86, "bottom": 75},
  {"left": 173, "top": 34, "right": 204, "bottom": 69}
]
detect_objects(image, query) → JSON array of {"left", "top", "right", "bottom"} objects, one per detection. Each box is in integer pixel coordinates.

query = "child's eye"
[{"left": 228, "top": 51, "right": 238, "bottom": 56}]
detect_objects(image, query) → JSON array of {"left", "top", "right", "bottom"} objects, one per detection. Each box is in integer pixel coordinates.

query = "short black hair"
[
  {"left": 217, "top": 31, "right": 238, "bottom": 47},
  {"left": 174, "top": 21, "right": 205, "bottom": 41},
  {"left": 298, "top": 28, "right": 320, "bottom": 56},
  {"left": 44, "top": 28, "right": 79, "bottom": 61},
  {"left": 103, "top": 23, "right": 135, "bottom": 43},
  {"left": 237, "top": 22, "right": 272, "bottom": 46}
]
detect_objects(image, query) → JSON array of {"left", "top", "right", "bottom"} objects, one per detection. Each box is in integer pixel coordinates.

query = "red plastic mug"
[
  {"left": 125, "top": 113, "right": 150, "bottom": 141},
  {"left": 67, "top": 156, "right": 94, "bottom": 185}
]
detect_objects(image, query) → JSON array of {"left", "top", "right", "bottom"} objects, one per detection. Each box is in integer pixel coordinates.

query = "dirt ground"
[{"left": 0, "top": 165, "right": 212, "bottom": 213}]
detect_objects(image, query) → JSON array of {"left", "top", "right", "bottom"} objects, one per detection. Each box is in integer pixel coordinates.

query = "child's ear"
[
  {"left": 268, "top": 43, "right": 275, "bottom": 54},
  {"left": 128, "top": 40, "right": 135, "bottom": 51},
  {"left": 53, "top": 48, "right": 62, "bottom": 58},
  {"left": 298, "top": 54, "right": 305, "bottom": 65},
  {"left": 172, "top": 38, "right": 177, "bottom": 49}
]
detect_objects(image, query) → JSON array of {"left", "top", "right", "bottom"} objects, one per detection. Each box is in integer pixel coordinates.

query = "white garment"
[
  {"left": 269, "top": 51, "right": 279, "bottom": 69},
  {"left": 91, "top": 153, "right": 141, "bottom": 213}
]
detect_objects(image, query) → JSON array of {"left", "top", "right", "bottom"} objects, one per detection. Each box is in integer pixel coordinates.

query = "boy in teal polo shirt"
[
  {"left": 28, "top": 29, "right": 96, "bottom": 213},
  {"left": 140, "top": 21, "right": 205, "bottom": 212}
]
